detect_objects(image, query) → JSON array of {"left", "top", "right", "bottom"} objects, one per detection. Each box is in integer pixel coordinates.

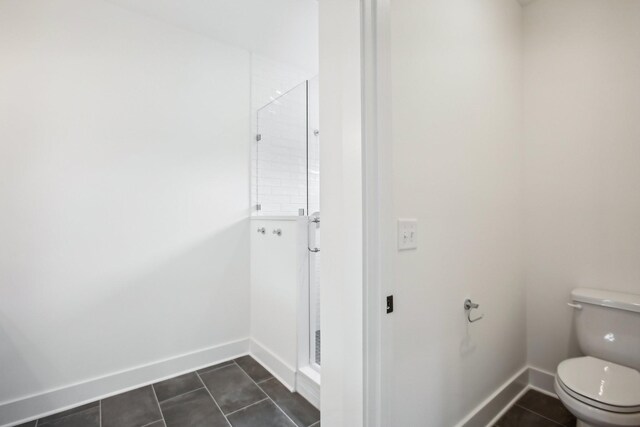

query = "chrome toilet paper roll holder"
[{"left": 464, "top": 299, "right": 484, "bottom": 323}]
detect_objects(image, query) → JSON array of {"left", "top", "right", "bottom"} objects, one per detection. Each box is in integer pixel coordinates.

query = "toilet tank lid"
[{"left": 572, "top": 288, "right": 640, "bottom": 313}]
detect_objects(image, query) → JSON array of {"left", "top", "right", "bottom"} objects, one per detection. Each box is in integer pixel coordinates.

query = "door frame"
[
  {"left": 361, "top": 0, "right": 392, "bottom": 426},
  {"left": 318, "top": 0, "right": 390, "bottom": 425}
]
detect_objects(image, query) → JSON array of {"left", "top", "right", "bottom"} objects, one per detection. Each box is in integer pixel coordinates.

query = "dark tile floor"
[
  {"left": 494, "top": 389, "right": 576, "bottom": 427},
  {"left": 16, "top": 356, "right": 320, "bottom": 427}
]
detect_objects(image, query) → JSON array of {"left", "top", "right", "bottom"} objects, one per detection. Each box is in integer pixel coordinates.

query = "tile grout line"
[
  {"left": 256, "top": 376, "right": 275, "bottom": 384},
  {"left": 235, "top": 360, "right": 300, "bottom": 427},
  {"left": 99, "top": 400, "right": 102, "bottom": 427},
  {"left": 195, "top": 370, "right": 232, "bottom": 427},
  {"left": 150, "top": 384, "right": 167, "bottom": 427},
  {"left": 514, "top": 404, "right": 568, "bottom": 427},
  {"left": 224, "top": 397, "right": 270, "bottom": 417},
  {"left": 200, "top": 362, "right": 302, "bottom": 424},
  {"left": 156, "top": 386, "right": 206, "bottom": 405},
  {"left": 196, "top": 361, "right": 236, "bottom": 376}
]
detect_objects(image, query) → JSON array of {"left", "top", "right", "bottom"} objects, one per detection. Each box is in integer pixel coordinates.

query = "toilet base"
[{"left": 577, "top": 420, "right": 595, "bottom": 427}]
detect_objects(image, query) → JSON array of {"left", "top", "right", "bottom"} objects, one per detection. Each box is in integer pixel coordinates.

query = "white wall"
[
  {"left": 524, "top": 0, "right": 640, "bottom": 373},
  {"left": 250, "top": 218, "right": 307, "bottom": 389},
  {"left": 319, "top": 0, "right": 364, "bottom": 425},
  {"left": 104, "top": 0, "right": 319, "bottom": 73},
  {"left": 251, "top": 55, "right": 314, "bottom": 116},
  {"left": 0, "top": 0, "right": 251, "bottom": 408},
  {"left": 388, "top": 0, "right": 525, "bottom": 425}
]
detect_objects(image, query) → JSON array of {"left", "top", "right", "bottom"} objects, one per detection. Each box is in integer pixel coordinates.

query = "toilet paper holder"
[{"left": 464, "top": 299, "right": 484, "bottom": 323}]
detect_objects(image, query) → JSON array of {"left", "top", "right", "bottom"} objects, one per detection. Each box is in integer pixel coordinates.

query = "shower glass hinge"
[
  {"left": 256, "top": 134, "right": 262, "bottom": 142},
  {"left": 256, "top": 204, "right": 262, "bottom": 211}
]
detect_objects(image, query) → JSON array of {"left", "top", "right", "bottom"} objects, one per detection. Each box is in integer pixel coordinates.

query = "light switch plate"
[{"left": 398, "top": 218, "right": 418, "bottom": 250}]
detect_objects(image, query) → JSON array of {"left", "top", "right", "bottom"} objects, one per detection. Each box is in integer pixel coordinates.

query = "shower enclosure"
[{"left": 254, "top": 77, "right": 321, "bottom": 372}]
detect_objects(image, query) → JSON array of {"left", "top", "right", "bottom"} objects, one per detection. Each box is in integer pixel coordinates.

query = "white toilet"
[{"left": 555, "top": 288, "right": 640, "bottom": 427}]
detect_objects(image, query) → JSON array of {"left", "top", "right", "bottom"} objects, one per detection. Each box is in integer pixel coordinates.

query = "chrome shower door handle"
[{"left": 308, "top": 213, "right": 320, "bottom": 253}]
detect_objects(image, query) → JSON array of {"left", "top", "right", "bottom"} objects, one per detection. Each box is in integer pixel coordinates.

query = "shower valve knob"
[
  {"left": 257, "top": 227, "right": 266, "bottom": 234},
  {"left": 273, "top": 229, "right": 282, "bottom": 236}
]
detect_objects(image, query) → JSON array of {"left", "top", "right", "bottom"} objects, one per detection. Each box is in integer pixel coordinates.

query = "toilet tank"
[{"left": 572, "top": 288, "right": 640, "bottom": 371}]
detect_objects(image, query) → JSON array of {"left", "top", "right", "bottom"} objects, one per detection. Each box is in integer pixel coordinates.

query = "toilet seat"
[
  {"left": 555, "top": 376, "right": 640, "bottom": 427},
  {"left": 557, "top": 357, "right": 640, "bottom": 413}
]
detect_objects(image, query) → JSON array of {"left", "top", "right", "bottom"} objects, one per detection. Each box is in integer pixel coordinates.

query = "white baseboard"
[
  {"left": 2, "top": 339, "right": 554, "bottom": 427},
  {"left": 296, "top": 367, "right": 321, "bottom": 409},
  {"left": 457, "top": 365, "right": 559, "bottom": 427},
  {"left": 485, "top": 385, "right": 531, "bottom": 427},
  {"left": 0, "top": 338, "right": 250, "bottom": 427},
  {"left": 528, "top": 366, "right": 556, "bottom": 396},
  {"left": 247, "top": 339, "right": 319, "bottom": 408},
  {"left": 457, "top": 366, "right": 529, "bottom": 427},
  {"left": 249, "top": 339, "right": 297, "bottom": 391}
]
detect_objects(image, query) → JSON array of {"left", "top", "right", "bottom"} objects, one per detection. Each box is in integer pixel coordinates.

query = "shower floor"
[{"left": 16, "top": 356, "right": 320, "bottom": 427}]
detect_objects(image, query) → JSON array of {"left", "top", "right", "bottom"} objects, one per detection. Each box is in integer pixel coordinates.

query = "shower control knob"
[
  {"left": 272, "top": 228, "right": 282, "bottom": 236},
  {"left": 257, "top": 227, "right": 266, "bottom": 234}
]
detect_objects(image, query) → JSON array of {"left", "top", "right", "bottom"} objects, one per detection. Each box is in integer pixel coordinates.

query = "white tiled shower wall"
[{"left": 250, "top": 54, "right": 318, "bottom": 217}]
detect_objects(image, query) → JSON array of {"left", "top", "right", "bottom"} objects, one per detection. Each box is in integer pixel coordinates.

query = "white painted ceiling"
[{"left": 104, "top": 0, "right": 319, "bottom": 73}]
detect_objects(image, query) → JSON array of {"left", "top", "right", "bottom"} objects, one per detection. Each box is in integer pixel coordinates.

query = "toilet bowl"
[
  {"left": 554, "top": 357, "right": 640, "bottom": 427},
  {"left": 556, "top": 289, "right": 640, "bottom": 427}
]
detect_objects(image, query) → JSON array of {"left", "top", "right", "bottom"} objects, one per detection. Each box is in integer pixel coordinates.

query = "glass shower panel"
[
  {"left": 307, "top": 77, "right": 321, "bottom": 367},
  {"left": 256, "top": 82, "right": 308, "bottom": 216},
  {"left": 307, "top": 77, "right": 320, "bottom": 216}
]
